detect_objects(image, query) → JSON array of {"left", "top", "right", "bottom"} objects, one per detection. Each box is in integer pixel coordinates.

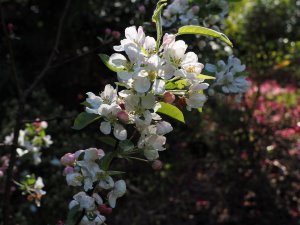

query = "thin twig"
[
  {"left": 23, "top": 0, "right": 72, "bottom": 100},
  {"left": 1, "top": 1, "right": 72, "bottom": 224},
  {"left": 0, "top": 2, "right": 22, "bottom": 97},
  {"left": 48, "top": 46, "right": 101, "bottom": 71},
  {"left": 22, "top": 115, "right": 76, "bottom": 124}
]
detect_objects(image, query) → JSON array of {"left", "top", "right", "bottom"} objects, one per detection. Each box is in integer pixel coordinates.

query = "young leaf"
[
  {"left": 100, "top": 151, "right": 117, "bottom": 171},
  {"left": 119, "top": 140, "right": 134, "bottom": 152},
  {"left": 157, "top": 102, "right": 185, "bottom": 123},
  {"left": 99, "top": 54, "right": 123, "bottom": 72},
  {"left": 152, "top": 0, "right": 167, "bottom": 51},
  {"left": 99, "top": 136, "right": 117, "bottom": 147},
  {"left": 175, "top": 79, "right": 188, "bottom": 89},
  {"left": 165, "top": 81, "right": 177, "bottom": 90},
  {"left": 177, "top": 25, "right": 233, "bottom": 47},
  {"left": 80, "top": 101, "right": 91, "bottom": 107},
  {"left": 197, "top": 74, "right": 216, "bottom": 80},
  {"left": 72, "top": 112, "right": 101, "bottom": 130},
  {"left": 65, "top": 205, "right": 83, "bottom": 225}
]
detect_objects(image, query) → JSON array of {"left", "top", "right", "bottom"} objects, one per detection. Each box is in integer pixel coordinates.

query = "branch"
[
  {"left": 23, "top": 0, "right": 72, "bottom": 100},
  {"left": 22, "top": 115, "right": 76, "bottom": 124},
  {"left": 0, "top": 2, "right": 22, "bottom": 97}
]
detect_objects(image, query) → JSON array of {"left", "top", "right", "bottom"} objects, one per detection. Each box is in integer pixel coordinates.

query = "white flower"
[
  {"left": 86, "top": 85, "right": 118, "bottom": 114},
  {"left": 206, "top": 55, "right": 249, "bottom": 94},
  {"left": 99, "top": 175, "right": 114, "bottom": 190},
  {"left": 185, "top": 82, "right": 209, "bottom": 111},
  {"left": 86, "top": 92, "right": 103, "bottom": 114},
  {"left": 73, "top": 192, "right": 95, "bottom": 211},
  {"left": 138, "top": 133, "right": 166, "bottom": 160},
  {"left": 156, "top": 121, "right": 173, "bottom": 135},
  {"left": 66, "top": 172, "right": 83, "bottom": 187},
  {"left": 133, "top": 76, "right": 151, "bottom": 93},
  {"left": 92, "top": 193, "right": 103, "bottom": 205},
  {"left": 108, "top": 180, "right": 126, "bottom": 208}
]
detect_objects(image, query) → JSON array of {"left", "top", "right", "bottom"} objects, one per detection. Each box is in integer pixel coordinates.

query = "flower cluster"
[
  {"left": 61, "top": 148, "right": 126, "bottom": 225},
  {"left": 205, "top": 55, "right": 250, "bottom": 96},
  {"left": 24, "top": 176, "right": 46, "bottom": 207},
  {"left": 88, "top": 26, "right": 210, "bottom": 160},
  {"left": 162, "top": 0, "right": 199, "bottom": 27},
  {"left": 162, "top": 0, "right": 229, "bottom": 29},
  {"left": 4, "top": 120, "right": 53, "bottom": 165}
]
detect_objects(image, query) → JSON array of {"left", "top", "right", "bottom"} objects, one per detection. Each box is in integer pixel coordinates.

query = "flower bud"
[
  {"left": 117, "top": 111, "right": 129, "bottom": 124},
  {"left": 63, "top": 166, "right": 74, "bottom": 176},
  {"left": 138, "top": 5, "right": 146, "bottom": 14},
  {"left": 97, "top": 149, "right": 105, "bottom": 159},
  {"left": 119, "top": 103, "right": 125, "bottom": 110},
  {"left": 7, "top": 23, "right": 14, "bottom": 33},
  {"left": 98, "top": 204, "right": 113, "bottom": 215},
  {"left": 177, "top": 97, "right": 187, "bottom": 108},
  {"left": 40, "top": 121, "right": 48, "bottom": 129},
  {"left": 163, "top": 92, "right": 175, "bottom": 104},
  {"left": 112, "top": 31, "right": 121, "bottom": 39},
  {"left": 192, "top": 5, "right": 200, "bottom": 14},
  {"left": 60, "top": 153, "right": 76, "bottom": 166},
  {"left": 152, "top": 160, "right": 163, "bottom": 170},
  {"left": 105, "top": 28, "right": 112, "bottom": 35}
]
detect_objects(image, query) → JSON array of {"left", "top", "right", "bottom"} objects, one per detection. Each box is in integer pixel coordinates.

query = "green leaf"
[
  {"left": 99, "top": 136, "right": 116, "bottom": 147},
  {"left": 175, "top": 79, "right": 188, "bottom": 89},
  {"left": 115, "top": 82, "right": 126, "bottom": 87},
  {"left": 157, "top": 102, "right": 185, "bottom": 123},
  {"left": 65, "top": 205, "right": 83, "bottom": 225},
  {"left": 99, "top": 54, "right": 123, "bottom": 72},
  {"left": 198, "top": 107, "right": 202, "bottom": 113},
  {"left": 72, "top": 112, "right": 101, "bottom": 130},
  {"left": 100, "top": 151, "right": 117, "bottom": 171},
  {"left": 152, "top": 0, "right": 167, "bottom": 51},
  {"left": 24, "top": 174, "right": 36, "bottom": 186},
  {"left": 119, "top": 140, "right": 134, "bottom": 152},
  {"left": 197, "top": 74, "right": 216, "bottom": 80},
  {"left": 165, "top": 81, "right": 177, "bottom": 90},
  {"left": 80, "top": 101, "right": 91, "bottom": 107},
  {"left": 177, "top": 25, "right": 233, "bottom": 47}
]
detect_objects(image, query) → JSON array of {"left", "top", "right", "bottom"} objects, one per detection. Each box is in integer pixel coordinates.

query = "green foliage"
[
  {"left": 99, "top": 136, "right": 117, "bottom": 147},
  {"left": 177, "top": 25, "right": 233, "bottom": 47},
  {"left": 152, "top": 0, "right": 168, "bottom": 51},
  {"left": 100, "top": 151, "right": 118, "bottom": 171},
  {"left": 157, "top": 102, "right": 185, "bottom": 123},
  {"left": 72, "top": 112, "right": 101, "bottom": 130},
  {"left": 65, "top": 205, "right": 82, "bottom": 225},
  {"left": 99, "top": 54, "right": 123, "bottom": 72},
  {"left": 119, "top": 139, "right": 135, "bottom": 152}
]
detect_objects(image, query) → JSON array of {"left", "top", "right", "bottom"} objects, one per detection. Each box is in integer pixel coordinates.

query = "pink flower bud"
[
  {"left": 105, "top": 28, "right": 112, "bottom": 35},
  {"left": 40, "top": 121, "right": 48, "bottom": 129},
  {"left": 98, "top": 204, "right": 113, "bottom": 215},
  {"left": 192, "top": 5, "right": 200, "bottom": 14},
  {"left": 152, "top": 160, "right": 163, "bottom": 170},
  {"left": 119, "top": 103, "right": 125, "bottom": 110},
  {"left": 60, "top": 153, "right": 76, "bottom": 166},
  {"left": 7, "top": 23, "right": 14, "bottom": 33},
  {"left": 0, "top": 170, "right": 4, "bottom": 178},
  {"left": 97, "top": 149, "right": 105, "bottom": 159},
  {"left": 63, "top": 166, "right": 74, "bottom": 176},
  {"left": 138, "top": 5, "right": 146, "bottom": 14},
  {"left": 163, "top": 92, "right": 175, "bottom": 104},
  {"left": 117, "top": 111, "right": 129, "bottom": 124},
  {"left": 112, "top": 31, "right": 121, "bottom": 39}
]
